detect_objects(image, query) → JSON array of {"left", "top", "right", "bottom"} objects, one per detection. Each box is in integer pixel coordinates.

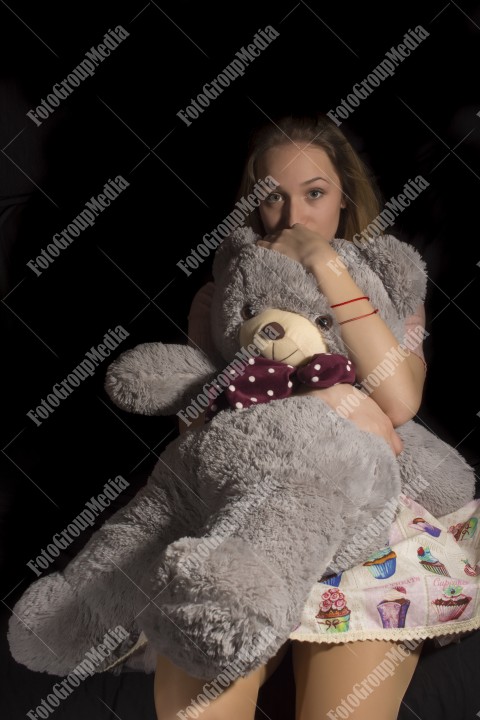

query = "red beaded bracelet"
[
  {"left": 330, "top": 296, "right": 369, "bottom": 308},
  {"left": 338, "top": 309, "right": 379, "bottom": 325}
]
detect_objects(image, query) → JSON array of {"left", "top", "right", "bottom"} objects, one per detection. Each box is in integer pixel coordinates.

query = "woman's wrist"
[{"left": 305, "top": 244, "right": 339, "bottom": 275}]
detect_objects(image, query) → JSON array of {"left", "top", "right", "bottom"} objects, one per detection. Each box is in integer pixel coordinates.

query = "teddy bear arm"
[{"left": 104, "top": 342, "right": 219, "bottom": 415}]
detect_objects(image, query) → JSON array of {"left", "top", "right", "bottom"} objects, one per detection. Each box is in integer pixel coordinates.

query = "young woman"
[{"left": 154, "top": 114, "right": 478, "bottom": 720}]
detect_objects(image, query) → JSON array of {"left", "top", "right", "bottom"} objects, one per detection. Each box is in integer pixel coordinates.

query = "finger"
[
  {"left": 391, "top": 431, "right": 404, "bottom": 457},
  {"left": 259, "top": 235, "right": 279, "bottom": 247}
]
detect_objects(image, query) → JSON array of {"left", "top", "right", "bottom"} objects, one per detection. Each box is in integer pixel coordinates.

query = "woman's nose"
[{"left": 284, "top": 200, "right": 305, "bottom": 228}]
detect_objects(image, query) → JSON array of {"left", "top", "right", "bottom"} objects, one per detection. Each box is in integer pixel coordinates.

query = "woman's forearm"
[{"left": 310, "top": 245, "right": 424, "bottom": 425}]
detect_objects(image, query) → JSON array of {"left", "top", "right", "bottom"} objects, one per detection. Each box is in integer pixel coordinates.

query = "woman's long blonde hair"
[{"left": 236, "top": 114, "right": 382, "bottom": 242}]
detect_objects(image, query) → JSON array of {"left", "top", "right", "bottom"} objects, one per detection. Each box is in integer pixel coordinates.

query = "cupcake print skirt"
[{"left": 289, "top": 495, "right": 480, "bottom": 644}]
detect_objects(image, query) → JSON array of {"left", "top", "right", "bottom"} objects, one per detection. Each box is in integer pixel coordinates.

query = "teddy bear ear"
[{"left": 212, "top": 226, "right": 260, "bottom": 281}]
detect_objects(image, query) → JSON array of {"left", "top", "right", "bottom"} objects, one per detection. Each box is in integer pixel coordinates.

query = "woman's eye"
[
  {"left": 307, "top": 188, "right": 325, "bottom": 200},
  {"left": 265, "top": 192, "right": 282, "bottom": 204},
  {"left": 241, "top": 304, "right": 256, "bottom": 320}
]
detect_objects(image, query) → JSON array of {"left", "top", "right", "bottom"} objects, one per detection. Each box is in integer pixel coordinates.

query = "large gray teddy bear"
[{"left": 8, "top": 228, "right": 476, "bottom": 681}]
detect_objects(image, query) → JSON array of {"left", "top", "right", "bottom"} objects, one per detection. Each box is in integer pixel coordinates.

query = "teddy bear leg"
[
  {"left": 7, "top": 434, "right": 205, "bottom": 676},
  {"left": 137, "top": 533, "right": 289, "bottom": 681},
  {"left": 133, "top": 398, "right": 403, "bottom": 680},
  {"left": 137, "top": 439, "right": 401, "bottom": 679}
]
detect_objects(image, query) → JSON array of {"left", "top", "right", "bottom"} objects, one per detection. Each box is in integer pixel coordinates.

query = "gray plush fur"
[{"left": 8, "top": 227, "right": 476, "bottom": 681}]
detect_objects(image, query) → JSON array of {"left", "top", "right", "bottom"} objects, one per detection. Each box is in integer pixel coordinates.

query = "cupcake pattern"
[
  {"left": 462, "top": 559, "right": 480, "bottom": 577},
  {"left": 409, "top": 517, "right": 441, "bottom": 537},
  {"left": 316, "top": 588, "right": 351, "bottom": 633},
  {"left": 448, "top": 517, "right": 478, "bottom": 542},
  {"left": 432, "top": 584, "right": 472, "bottom": 622},
  {"left": 377, "top": 586, "right": 411, "bottom": 628},
  {"left": 363, "top": 547, "right": 397, "bottom": 579},
  {"left": 417, "top": 546, "right": 450, "bottom": 576},
  {"left": 288, "top": 497, "right": 480, "bottom": 645},
  {"left": 319, "top": 571, "right": 343, "bottom": 587}
]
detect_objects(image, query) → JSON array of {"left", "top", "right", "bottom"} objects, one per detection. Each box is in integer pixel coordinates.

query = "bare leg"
[
  {"left": 154, "top": 641, "right": 290, "bottom": 720},
  {"left": 292, "top": 639, "right": 423, "bottom": 720}
]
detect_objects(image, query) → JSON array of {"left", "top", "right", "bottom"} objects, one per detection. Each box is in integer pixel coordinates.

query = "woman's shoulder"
[
  {"left": 188, "top": 279, "right": 232, "bottom": 362},
  {"left": 187, "top": 280, "right": 215, "bottom": 354},
  {"left": 189, "top": 280, "right": 215, "bottom": 314}
]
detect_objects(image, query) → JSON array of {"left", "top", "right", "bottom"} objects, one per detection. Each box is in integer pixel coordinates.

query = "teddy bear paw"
[{"left": 7, "top": 572, "right": 131, "bottom": 675}]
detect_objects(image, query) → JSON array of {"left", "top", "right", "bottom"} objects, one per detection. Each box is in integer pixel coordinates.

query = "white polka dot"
[
  {"left": 250, "top": 397, "right": 257, "bottom": 402},
  {"left": 248, "top": 358, "right": 255, "bottom": 365},
  {"left": 235, "top": 402, "right": 243, "bottom": 409},
  {"left": 287, "top": 381, "right": 293, "bottom": 388},
  {"left": 249, "top": 376, "right": 255, "bottom": 382},
  {"left": 312, "top": 377, "right": 319, "bottom": 382},
  {"left": 229, "top": 370, "right": 236, "bottom": 375},
  {"left": 211, "top": 404, "right": 217, "bottom": 411},
  {"left": 268, "top": 368, "right": 275, "bottom": 373},
  {"left": 288, "top": 365, "right": 294, "bottom": 368},
  {"left": 267, "top": 389, "right": 274, "bottom": 396},
  {"left": 314, "top": 364, "right": 321, "bottom": 370},
  {"left": 228, "top": 384, "right": 235, "bottom": 391}
]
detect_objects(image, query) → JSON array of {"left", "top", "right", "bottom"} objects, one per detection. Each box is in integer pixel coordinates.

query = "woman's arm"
[
  {"left": 257, "top": 228, "right": 426, "bottom": 427},
  {"left": 309, "top": 244, "right": 425, "bottom": 426},
  {"left": 181, "top": 276, "right": 405, "bottom": 454}
]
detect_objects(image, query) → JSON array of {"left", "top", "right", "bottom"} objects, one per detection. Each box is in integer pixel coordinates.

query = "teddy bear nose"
[{"left": 262, "top": 322, "right": 285, "bottom": 339}]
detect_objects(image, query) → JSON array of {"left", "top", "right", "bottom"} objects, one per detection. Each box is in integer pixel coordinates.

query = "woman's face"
[{"left": 256, "top": 143, "right": 346, "bottom": 240}]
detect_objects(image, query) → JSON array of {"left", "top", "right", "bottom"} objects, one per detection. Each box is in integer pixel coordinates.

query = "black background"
[{"left": 1, "top": 1, "right": 480, "bottom": 718}]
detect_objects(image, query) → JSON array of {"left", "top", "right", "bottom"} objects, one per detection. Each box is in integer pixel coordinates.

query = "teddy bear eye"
[
  {"left": 241, "top": 304, "right": 256, "bottom": 320},
  {"left": 315, "top": 314, "right": 333, "bottom": 329}
]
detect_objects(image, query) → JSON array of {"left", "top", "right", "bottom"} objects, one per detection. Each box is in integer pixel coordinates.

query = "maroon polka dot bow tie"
[{"left": 205, "top": 353, "right": 355, "bottom": 422}]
